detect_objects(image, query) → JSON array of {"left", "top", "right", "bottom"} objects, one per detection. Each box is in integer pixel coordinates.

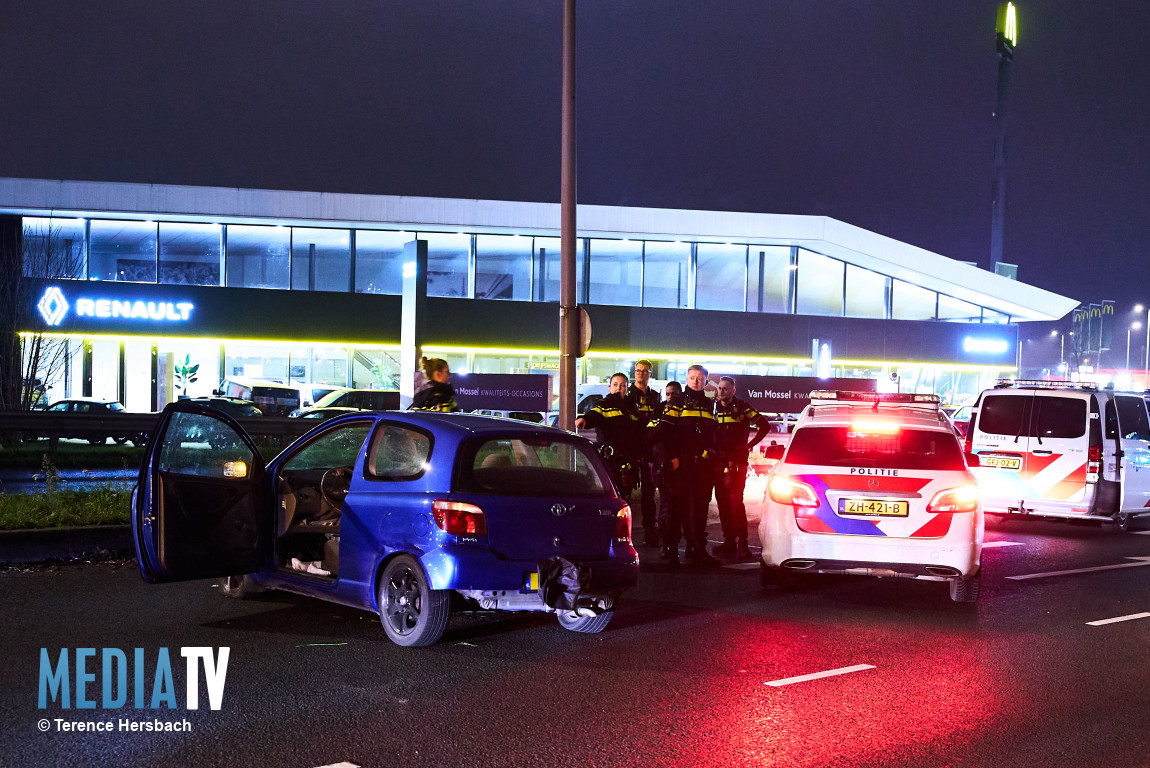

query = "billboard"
[
  {"left": 451, "top": 373, "right": 551, "bottom": 411},
  {"left": 705, "top": 374, "right": 877, "bottom": 414}
]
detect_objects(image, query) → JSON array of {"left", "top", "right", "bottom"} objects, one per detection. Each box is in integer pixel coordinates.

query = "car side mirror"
[
  {"left": 965, "top": 452, "right": 980, "bottom": 468},
  {"left": 764, "top": 443, "right": 785, "bottom": 461}
]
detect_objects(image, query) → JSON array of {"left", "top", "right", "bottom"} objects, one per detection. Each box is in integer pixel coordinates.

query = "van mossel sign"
[
  {"left": 707, "top": 375, "right": 878, "bottom": 414},
  {"left": 452, "top": 373, "right": 551, "bottom": 412},
  {"left": 37, "top": 286, "right": 194, "bottom": 327}
]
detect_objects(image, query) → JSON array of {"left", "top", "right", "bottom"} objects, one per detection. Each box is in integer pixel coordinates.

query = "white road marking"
[
  {"left": 1131, "top": 531, "right": 1150, "bottom": 535},
  {"left": 1086, "top": 612, "right": 1150, "bottom": 626},
  {"left": 982, "top": 540, "right": 1025, "bottom": 548},
  {"left": 1007, "top": 556, "right": 1150, "bottom": 581},
  {"left": 725, "top": 562, "right": 760, "bottom": 570},
  {"left": 707, "top": 539, "right": 761, "bottom": 550},
  {"left": 313, "top": 763, "right": 359, "bottom": 768},
  {"left": 765, "top": 664, "right": 875, "bottom": 687}
]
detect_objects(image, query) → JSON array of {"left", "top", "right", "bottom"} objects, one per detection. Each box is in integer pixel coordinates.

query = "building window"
[
  {"left": 747, "top": 246, "right": 791, "bottom": 313},
  {"left": 423, "top": 233, "right": 470, "bottom": 298},
  {"left": 937, "top": 293, "right": 983, "bottom": 322},
  {"left": 533, "top": 236, "right": 585, "bottom": 303},
  {"left": 22, "top": 217, "right": 85, "bottom": 279},
  {"left": 892, "top": 280, "right": 937, "bottom": 320},
  {"left": 845, "top": 264, "right": 889, "bottom": 319},
  {"left": 642, "top": 241, "right": 690, "bottom": 308},
  {"left": 89, "top": 220, "right": 157, "bottom": 283},
  {"left": 476, "top": 234, "right": 532, "bottom": 301},
  {"left": 291, "top": 228, "right": 350, "bottom": 292},
  {"left": 159, "top": 222, "right": 221, "bottom": 286},
  {"left": 225, "top": 225, "right": 290, "bottom": 290},
  {"left": 588, "top": 239, "right": 642, "bottom": 306},
  {"left": 695, "top": 243, "right": 746, "bottom": 311},
  {"left": 796, "top": 249, "right": 844, "bottom": 316},
  {"left": 355, "top": 230, "right": 408, "bottom": 295},
  {"left": 224, "top": 344, "right": 288, "bottom": 381}
]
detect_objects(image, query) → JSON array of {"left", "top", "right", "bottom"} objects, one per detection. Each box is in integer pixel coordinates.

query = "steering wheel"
[{"left": 320, "top": 466, "right": 354, "bottom": 508}]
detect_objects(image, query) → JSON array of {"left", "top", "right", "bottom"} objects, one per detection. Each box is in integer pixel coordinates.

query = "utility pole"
[
  {"left": 990, "top": 3, "right": 1017, "bottom": 273},
  {"left": 558, "top": 0, "right": 579, "bottom": 431}
]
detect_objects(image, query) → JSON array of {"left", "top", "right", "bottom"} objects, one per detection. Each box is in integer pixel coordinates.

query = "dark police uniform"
[
  {"left": 649, "top": 386, "right": 718, "bottom": 566},
  {"left": 626, "top": 383, "right": 662, "bottom": 545},
  {"left": 713, "top": 396, "right": 770, "bottom": 556},
  {"left": 409, "top": 381, "right": 459, "bottom": 412},
  {"left": 580, "top": 392, "right": 640, "bottom": 495}
]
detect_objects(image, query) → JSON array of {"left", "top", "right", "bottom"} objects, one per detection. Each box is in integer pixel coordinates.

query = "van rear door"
[
  {"left": 969, "top": 390, "right": 1032, "bottom": 512},
  {"left": 1022, "top": 394, "right": 1090, "bottom": 515}
]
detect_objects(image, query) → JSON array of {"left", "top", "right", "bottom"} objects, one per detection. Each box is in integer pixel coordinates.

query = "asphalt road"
[{"left": 2, "top": 516, "right": 1149, "bottom": 768}]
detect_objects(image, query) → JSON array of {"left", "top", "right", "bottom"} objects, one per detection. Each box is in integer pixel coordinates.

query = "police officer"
[
  {"left": 409, "top": 357, "right": 460, "bottom": 412},
  {"left": 626, "top": 359, "right": 662, "bottom": 546},
  {"left": 576, "top": 372, "right": 640, "bottom": 496},
  {"left": 649, "top": 365, "right": 719, "bottom": 568},
  {"left": 650, "top": 380, "right": 683, "bottom": 565},
  {"left": 711, "top": 375, "right": 770, "bottom": 560}
]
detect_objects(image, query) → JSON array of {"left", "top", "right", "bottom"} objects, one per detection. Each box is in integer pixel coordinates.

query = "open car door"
[{"left": 133, "top": 402, "right": 268, "bottom": 584}]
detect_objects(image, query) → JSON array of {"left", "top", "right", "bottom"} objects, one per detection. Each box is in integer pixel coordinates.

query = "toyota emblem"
[{"left": 551, "top": 503, "right": 570, "bottom": 516}]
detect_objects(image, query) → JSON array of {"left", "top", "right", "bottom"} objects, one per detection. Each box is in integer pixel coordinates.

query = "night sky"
[{"left": 2, "top": 1, "right": 1147, "bottom": 318}]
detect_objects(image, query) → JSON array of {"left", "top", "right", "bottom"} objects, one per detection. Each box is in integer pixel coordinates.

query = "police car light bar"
[
  {"left": 994, "top": 379, "right": 1097, "bottom": 391},
  {"left": 809, "top": 390, "right": 941, "bottom": 406}
]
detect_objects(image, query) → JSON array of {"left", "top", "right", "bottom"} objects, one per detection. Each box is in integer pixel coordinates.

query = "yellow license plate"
[
  {"left": 983, "top": 455, "right": 1022, "bottom": 470},
  {"left": 840, "top": 498, "right": 909, "bottom": 517},
  {"left": 525, "top": 572, "right": 539, "bottom": 592}
]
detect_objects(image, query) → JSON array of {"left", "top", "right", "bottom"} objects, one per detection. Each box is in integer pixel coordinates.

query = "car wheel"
[
  {"left": 1115, "top": 511, "right": 1135, "bottom": 532},
  {"left": 949, "top": 573, "right": 980, "bottom": 603},
  {"left": 219, "top": 575, "right": 264, "bottom": 598},
  {"left": 378, "top": 555, "right": 450, "bottom": 647},
  {"left": 759, "top": 561, "right": 796, "bottom": 591},
  {"left": 557, "top": 609, "right": 615, "bottom": 634}
]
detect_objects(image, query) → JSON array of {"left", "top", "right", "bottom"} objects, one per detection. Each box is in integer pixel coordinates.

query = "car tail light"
[
  {"left": 615, "top": 504, "right": 632, "bottom": 540},
  {"left": 432, "top": 500, "right": 487, "bottom": 536},
  {"left": 964, "top": 422, "right": 974, "bottom": 457},
  {"left": 926, "top": 484, "right": 979, "bottom": 514},
  {"left": 768, "top": 475, "right": 820, "bottom": 508},
  {"left": 1087, "top": 444, "right": 1102, "bottom": 481}
]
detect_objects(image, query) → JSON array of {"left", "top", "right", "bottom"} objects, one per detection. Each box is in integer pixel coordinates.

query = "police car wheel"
[{"left": 948, "top": 573, "right": 980, "bottom": 603}]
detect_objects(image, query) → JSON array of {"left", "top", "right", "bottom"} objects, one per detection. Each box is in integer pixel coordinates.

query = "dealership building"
[{"left": 1, "top": 177, "right": 1076, "bottom": 412}]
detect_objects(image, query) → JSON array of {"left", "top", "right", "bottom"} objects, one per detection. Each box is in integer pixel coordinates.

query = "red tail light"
[
  {"left": 432, "top": 500, "right": 487, "bottom": 536},
  {"left": 926, "top": 484, "right": 979, "bottom": 514},
  {"left": 615, "top": 504, "right": 632, "bottom": 540},
  {"left": 768, "top": 475, "right": 820, "bottom": 508},
  {"left": 1087, "top": 444, "right": 1102, "bottom": 481},
  {"left": 964, "top": 421, "right": 974, "bottom": 456}
]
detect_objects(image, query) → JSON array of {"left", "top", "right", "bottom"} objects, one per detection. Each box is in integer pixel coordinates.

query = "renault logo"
[
  {"left": 37, "top": 287, "right": 69, "bottom": 326},
  {"left": 551, "top": 503, "right": 573, "bottom": 516}
]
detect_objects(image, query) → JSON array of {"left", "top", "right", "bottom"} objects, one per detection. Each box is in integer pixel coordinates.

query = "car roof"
[
  {"left": 800, "top": 403, "right": 953, "bottom": 432},
  {"left": 354, "top": 411, "right": 572, "bottom": 438}
]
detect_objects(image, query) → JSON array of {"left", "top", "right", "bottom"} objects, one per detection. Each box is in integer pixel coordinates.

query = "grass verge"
[
  {"left": 0, "top": 488, "right": 131, "bottom": 530},
  {"left": 0, "top": 442, "right": 145, "bottom": 470}
]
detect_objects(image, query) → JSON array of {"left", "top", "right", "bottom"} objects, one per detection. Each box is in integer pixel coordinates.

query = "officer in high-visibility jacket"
[
  {"left": 626, "top": 359, "right": 662, "bottom": 546},
  {"left": 648, "top": 365, "right": 719, "bottom": 568},
  {"left": 576, "top": 372, "right": 640, "bottom": 496},
  {"left": 711, "top": 375, "right": 770, "bottom": 560}
]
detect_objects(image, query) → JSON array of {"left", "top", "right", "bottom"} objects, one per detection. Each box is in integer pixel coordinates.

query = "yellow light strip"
[{"left": 19, "top": 333, "right": 1015, "bottom": 372}]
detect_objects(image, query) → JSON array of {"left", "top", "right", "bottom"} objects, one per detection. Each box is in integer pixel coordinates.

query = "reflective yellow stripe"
[{"left": 680, "top": 408, "right": 714, "bottom": 419}]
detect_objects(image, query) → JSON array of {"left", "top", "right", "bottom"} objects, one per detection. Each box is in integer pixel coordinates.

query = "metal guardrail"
[{"left": 0, "top": 411, "right": 314, "bottom": 450}]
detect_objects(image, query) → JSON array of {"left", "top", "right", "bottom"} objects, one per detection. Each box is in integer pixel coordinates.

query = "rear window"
[
  {"left": 457, "top": 436, "right": 610, "bottom": 496},
  {"left": 977, "top": 395, "right": 1031, "bottom": 437},
  {"left": 786, "top": 426, "right": 966, "bottom": 471},
  {"left": 1032, "top": 396, "right": 1087, "bottom": 439},
  {"left": 1114, "top": 396, "right": 1150, "bottom": 441}
]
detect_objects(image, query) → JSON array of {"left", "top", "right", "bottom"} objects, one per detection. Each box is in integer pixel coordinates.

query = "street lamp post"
[{"left": 1127, "top": 322, "right": 1142, "bottom": 372}]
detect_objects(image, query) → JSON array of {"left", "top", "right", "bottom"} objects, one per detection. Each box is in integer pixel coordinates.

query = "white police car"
[{"left": 758, "top": 391, "right": 983, "bottom": 602}]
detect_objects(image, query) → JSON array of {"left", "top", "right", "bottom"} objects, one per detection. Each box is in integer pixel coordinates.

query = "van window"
[
  {"left": 1031, "top": 396, "right": 1087, "bottom": 439},
  {"left": 977, "top": 395, "right": 1031, "bottom": 437},
  {"left": 1114, "top": 396, "right": 1150, "bottom": 441},
  {"left": 1105, "top": 400, "right": 1120, "bottom": 440},
  {"left": 786, "top": 427, "right": 966, "bottom": 471}
]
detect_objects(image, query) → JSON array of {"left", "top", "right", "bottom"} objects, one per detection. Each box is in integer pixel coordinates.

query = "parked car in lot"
[
  {"left": 759, "top": 390, "right": 983, "bottom": 602},
  {"left": 217, "top": 377, "right": 344, "bottom": 416},
  {"left": 965, "top": 379, "right": 1150, "bottom": 530},
  {"left": 288, "top": 406, "right": 361, "bottom": 422},
  {"left": 132, "top": 403, "right": 640, "bottom": 646},
  {"left": 289, "top": 388, "right": 400, "bottom": 417},
  {"left": 32, "top": 398, "right": 143, "bottom": 445},
  {"left": 185, "top": 396, "right": 263, "bottom": 419}
]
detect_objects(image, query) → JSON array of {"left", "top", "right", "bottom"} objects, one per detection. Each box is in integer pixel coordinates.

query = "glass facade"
[
  {"left": 160, "top": 222, "right": 221, "bottom": 286},
  {"left": 845, "top": 264, "right": 889, "bottom": 319},
  {"left": 796, "top": 249, "right": 844, "bottom": 316},
  {"left": 892, "top": 279, "right": 938, "bottom": 320},
  {"left": 642, "top": 241, "right": 690, "bottom": 309},
  {"left": 747, "top": 246, "right": 791, "bottom": 313},
  {"left": 696, "top": 243, "right": 746, "bottom": 311},
  {"left": 89, "top": 220, "right": 157, "bottom": 283},
  {"left": 588, "top": 239, "right": 642, "bottom": 307},
  {"left": 355, "top": 230, "right": 407, "bottom": 295},
  {"left": 291, "top": 228, "right": 350, "bottom": 292},
  {"left": 226, "top": 225, "right": 290, "bottom": 289},
  {"left": 476, "top": 234, "right": 532, "bottom": 301},
  {"left": 22, "top": 217, "right": 86, "bottom": 279}
]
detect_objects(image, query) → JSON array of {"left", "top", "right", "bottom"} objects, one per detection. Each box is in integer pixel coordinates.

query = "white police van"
[
  {"left": 759, "top": 391, "right": 983, "bottom": 602},
  {"left": 965, "top": 380, "right": 1150, "bottom": 530}
]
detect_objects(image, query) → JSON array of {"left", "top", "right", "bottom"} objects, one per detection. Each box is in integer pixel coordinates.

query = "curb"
[{"left": 0, "top": 525, "right": 132, "bottom": 564}]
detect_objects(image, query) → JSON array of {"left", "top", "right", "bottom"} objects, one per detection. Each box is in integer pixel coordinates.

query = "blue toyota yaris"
[{"left": 132, "top": 402, "right": 640, "bottom": 646}]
